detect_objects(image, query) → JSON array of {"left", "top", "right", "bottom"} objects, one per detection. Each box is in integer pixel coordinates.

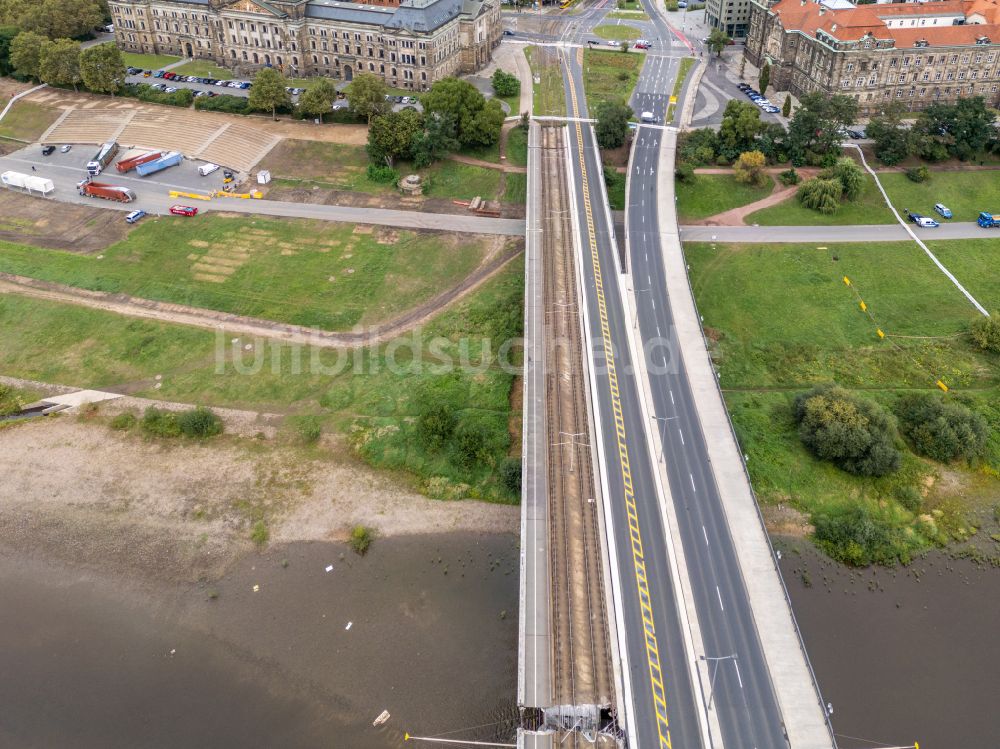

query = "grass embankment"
[
  {"left": 607, "top": 9, "right": 649, "bottom": 19},
  {"left": 0, "top": 214, "right": 495, "bottom": 330},
  {"left": 0, "top": 101, "right": 61, "bottom": 143},
  {"left": 0, "top": 258, "right": 525, "bottom": 503},
  {"left": 879, "top": 170, "right": 1000, "bottom": 223},
  {"left": 686, "top": 239, "right": 1000, "bottom": 564},
  {"left": 505, "top": 126, "right": 529, "bottom": 168},
  {"left": 171, "top": 60, "right": 234, "bottom": 79},
  {"left": 666, "top": 56, "right": 695, "bottom": 123},
  {"left": 121, "top": 52, "right": 181, "bottom": 70},
  {"left": 504, "top": 173, "right": 528, "bottom": 204},
  {"left": 592, "top": 23, "right": 641, "bottom": 40},
  {"left": 582, "top": 48, "right": 644, "bottom": 114},
  {"left": 745, "top": 173, "right": 895, "bottom": 225},
  {"left": 603, "top": 166, "right": 626, "bottom": 210},
  {"left": 525, "top": 46, "right": 566, "bottom": 117},
  {"left": 675, "top": 173, "right": 774, "bottom": 221},
  {"left": 422, "top": 161, "right": 502, "bottom": 201}
]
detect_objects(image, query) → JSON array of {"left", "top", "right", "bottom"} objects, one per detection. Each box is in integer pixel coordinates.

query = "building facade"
[
  {"left": 745, "top": 0, "right": 1000, "bottom": 114},
  {"left": 705, "top": 0, "right": 752, "bottom": 40},
  {"left": 109, "top": 0, "right": 502, "bottom": 90}
]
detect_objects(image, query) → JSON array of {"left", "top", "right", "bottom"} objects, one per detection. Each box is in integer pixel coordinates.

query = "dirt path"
[
  {"left": 0, "top": 239, "right": 523, "bottom": 347},
  {"left": 447, "top": 151, "right": 528, "bottom": 174},
  {"left": 687, "top": 168, "right": 819, "bottom": 226}
]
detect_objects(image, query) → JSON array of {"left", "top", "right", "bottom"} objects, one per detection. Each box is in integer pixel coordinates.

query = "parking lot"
[{"left": 124, "top": 67, "right": 300, "bottom": 101}]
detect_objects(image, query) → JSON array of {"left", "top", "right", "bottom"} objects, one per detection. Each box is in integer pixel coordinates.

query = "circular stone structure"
[{"left": 399, "top": 174, "right": 423, "bottom": 195}]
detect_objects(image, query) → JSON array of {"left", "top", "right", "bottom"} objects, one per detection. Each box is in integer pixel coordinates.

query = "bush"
[
  {"left": 794, "top": 384, "right": 901, "bottom": 476},
  {"left": 906, "top": 165, "right": 930, "bottom": 183},
  {"left": 141, "top": 406, "right": 181, "bottom": 438},
  {"left": 895, "top": 393, "right": 988, "bottom": 463},
  {"left": 349, "top": 524, "right": 375, "bottom": 555},
  {"left": 110, "top": 411, "right": 137, "bottom": 431},
  {"left": 813, "top": 502, "right": 911, "bottom": 566},
  {"left": 500, "top": 457, "right": 521, "bottom": 495},
  {"left": 778, "top": 168, "right": 800, "bottom": 186},
  {"left": 823, "top": 157, "right": 864, "bottom": 201},
  {"left": 366, "top": 163, "right": 399, "bottom": 184},
  {"left": 733, "top": 150, "right": 767, "bottom": 187},
  {"left": 797, "top": 178, "right": 842, "bottom": 214},
  {"left": 896, "top": 485, "right": 923, "bottom": 513},
  {"left": 675, "top": 163, "right": 696, "bottom": 184},
  {"left": 0, "top": 383, "right": 22, "bottom": 417},
  {"left": 970, "top": 313, "right": 1000, "bottom": 353},
  {"left": 491, "top": 69, "right": 520, "bottom": 98},
  {"left": 178, "top": 406, "right": 224, "bottom": 439},
  {"left": 123, "top": 83, "right": 193, "bottom": 108},
  {"left": 194, "top": 94, "right": 250, "bottom": 114},
  {"left": 453, "top": 416, "right": 494, "bottom": 468},
  {"left": 293, "top": 414, "right": 322, "bottom": 444},
  {"left": 417, "top": 401, "right": 457, "bottom": 450},
  {"left": 250, "top": 519, "right": 269, "bottom": 546}
]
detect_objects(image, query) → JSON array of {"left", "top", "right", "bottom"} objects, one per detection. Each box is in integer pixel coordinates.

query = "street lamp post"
[
  {"left": 699, "top": 653, "right": 738, "bottom": 711},
  {"left": 651, "top": 414, "right": 678, "bottom": 462}
]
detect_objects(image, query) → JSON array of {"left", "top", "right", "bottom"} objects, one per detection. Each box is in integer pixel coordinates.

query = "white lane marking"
[
  {"left": 689, "top": 472, "right": 696, "bottom": 491},
  {"left": 651, "top": 298, "right": 656, "bottom": 310},
  {"left": 669, "top": 390, "right": 674, "bottom": 405},
  {"left": 702, "top": 525, "right": 708, "bottom": 545},
  {"left": 716, "top": 585, "right": 724, "bottom": 612},
  {"left": 678, "top": 428, "right": 685, "bottom": 446},
  {"left": 734, "top": 660, "right": 744, "bottom": 689}
]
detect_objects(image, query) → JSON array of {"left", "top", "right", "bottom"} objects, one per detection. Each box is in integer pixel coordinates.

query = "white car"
[
  {"left": 164, "top": 86, "right": 177, "bottom": 93},
  {"left": 607, "top": 39, "right": 618, "bottom": 46}
]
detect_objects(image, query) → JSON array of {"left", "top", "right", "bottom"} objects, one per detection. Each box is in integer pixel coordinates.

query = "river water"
[{"left": 0, "top": 533, "right": 519, "bottom": 748}]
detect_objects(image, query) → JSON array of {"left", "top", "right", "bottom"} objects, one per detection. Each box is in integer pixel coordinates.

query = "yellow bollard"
[
  {"left": 859, "top": 300, "right": 867, "bottom": 312},
  {"left": 936, "top": 380, "right": 949, "bottom": 392},
  {"left": 843, "top": 276, "right": 851, "bottom": 286},
  {"left": 877, "top": 329, "right": 885, "bottom": 339}
]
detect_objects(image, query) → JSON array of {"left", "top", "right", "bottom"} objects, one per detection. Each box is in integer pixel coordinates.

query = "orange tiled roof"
[{"left": 770, "top": 0, "right": 1000, "bottom": 45}]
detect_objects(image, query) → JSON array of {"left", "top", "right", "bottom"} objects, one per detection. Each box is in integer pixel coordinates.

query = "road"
[
  {"left": 680, "top": 221, "right": 993, "bottom": 242},
  {"left": 0, "top": 150, "right": 523, "bottom": 236}
]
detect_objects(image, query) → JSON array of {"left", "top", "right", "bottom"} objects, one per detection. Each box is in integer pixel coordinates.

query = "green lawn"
[
  {"left": 170, "top": 59, "right": 234, "bottom": 79},
  {"left": 667, "top": 56, "right": 695, "bottom": 123},
  {"left": 686, "top": 239, "right": 1000, "bottom": 563},
  {"left": 926, "top": 239, "right": 1000, "bottom": 312},
  {"left": 423, "top": 160, "right": 502, "bottom": 201},
  {"left": 582, "top": 48, "right": 644, "bottom": 114},
  {"left": 525, "top": 45, "right": 566, "bottom": 117},
  {"left": 121, "top": 52, "right": 181, "bottom": 70},
  {"left": 603, "top": 166, "right": 626, "bottom": 210},
  {"left": 0, "top": 214, "right": 493, "bottom": 331},
  {"left": 878, "top": 170, "right": 1000, "bottom": 224},
  {"left": 607, "top": 9, "right": 649, "bottom": 19},
  {"left": 593, "top": 23, "right": 641, "bottom": 40},
  {"left": 503, "top": 173, "right": 527, "bottom": 204},
  {"left": 0, "top": 257, "right": 524, "bottom": 503},
  {"left": 745, "top": 173, "right": 896, "bottom": 226},
  {"left": 0, "top": 101, "right": 60, "bottom": 143},
  {"left": 676, "top": 174, "right": 774, "bottom": 221},
  {"left": 505, "top": 125, "right": 528, "bottom": 168},
  {"left": 461, "top": 140, "right": 501, "bottom": 164}
]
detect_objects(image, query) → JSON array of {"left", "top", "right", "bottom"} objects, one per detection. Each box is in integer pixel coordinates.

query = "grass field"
[
  {"left": 582, "top": 48, "right": 644, "bottom": 113},
  {"left": 503, "top": 173, "right": 527, "bottom": 204},
  {"left": 745, "top": 173, "right": 896, "bottom": 226},
  {"left": 0, "top": 102, "right": 61, "bottom": 143},
  {"left": 676, "top": 174, "right": 774, "bottom": 221},
  {"left": 0, "top": 258, "right": 525, "bottom": 503},
  {"left": 607, "top": 9, "right": 649, "bottom": 19},
  {"left": 686, "top": 239, "right": 1000, "bottom": 563},
  {"left": 505, "top": 126, "right": 528, "bottom": 168},
  {"left": 878, "top": 170, "right": 1000, "bottom": 224},
  {"left": 593, "top": 23, "right": 641, "bottom": 40},
  {"left": 121, "top": 52, "right": 181, "bottom": 70},
  {"left": 171, "top": 60, "right": 234, "bottom": 79},
  {"left": 0, "top": 214, "right": 497, "bottom": 330},
  {"left": 525, "top": 45, "right": 566, "bottom": 117},
  {"left": 423, "top": 161, "right": 502, "bottom": 201},
  {"left": 667, "top": 57, "right": 695, "bottom": 122},
  {"left": 926, "top": 239, "right": 1000, "bottom": 312}
]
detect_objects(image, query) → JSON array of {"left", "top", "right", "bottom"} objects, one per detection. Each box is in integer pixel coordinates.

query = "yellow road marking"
[{"left": 564, "top": 50, "right": 672, "bottom": 749}]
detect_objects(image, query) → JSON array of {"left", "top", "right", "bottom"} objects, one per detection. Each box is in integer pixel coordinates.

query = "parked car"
[
  {"left": 153, "top": 70, "right": 165, "bottom": 78},
  {"left": 164, "top": 87, "right": 178, "bottom": 93},
  {"left": 503, "top": 29, "right": 515, "bottom": 35},
  {"left": 125, "top": 209, "right": 147, "bottom": 224},
  {"left": 169, "top": 204, "right": 198, "bottom": 217},
  {"left": 150, "top": 83, "right": 166, "bottom": 91},
  {"left": 142, "top": 70, "right": 152, "bottom": 77},
  {"left": 905, "top": 209, "right": 939, "bottom": 228},
  {"left": 60, "top": 144, "right": 72, "bottom": 153},
  {"left": 763, "top": 105, "right": 780, "bottom": 113},
  {"left": 634, "top": 41, "right": 650, "bottom": 49},
  {"left": 607, "top": 39, "right": 619, "bottom": 46},
  {"left": 41, "top": 144, "right": 55, "bottom": 156},
  {"left": 677, "top": 1, "right": 687, "bottom": 6},
  {"left": 194, "top": 90, "right": 209, "bottom": 97},
  {"left": 933, "top": 203, "right": 953, "bottom": 219}
]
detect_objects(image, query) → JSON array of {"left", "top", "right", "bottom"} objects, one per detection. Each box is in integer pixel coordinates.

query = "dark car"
[
  {"left": 41, "top": 144, "right": 55, "bottom": 156},
  {"left": 503, "top": 29, "right": 515, "bottom": 35}
]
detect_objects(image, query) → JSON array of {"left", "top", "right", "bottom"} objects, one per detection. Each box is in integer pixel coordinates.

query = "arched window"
[
  {"left": 253, "top": 52, "right": 259, "bottom": 63},
  {"left": 265, "top": 54, "right": 271, "bottom": 65},
  {"left": 292, "top": 56, "right": 298, "bottom": 66},
  {"left": 242, "top": 51, "right": 248, "bottom": 60},
  {"left": 313, "top": 54, "right": 318, "bottom": 63}
]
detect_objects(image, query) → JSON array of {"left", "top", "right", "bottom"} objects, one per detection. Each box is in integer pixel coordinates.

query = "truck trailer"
[
  {"left": 977, "top": 212, "right": 1000, "bottom": 228},
  {"left": 87, "top": 141, "right": 119, "bottom": 176},
  {"left": 116, "top": 151, "right": 162, "bottom": 173},
  {"left": 135, "top": 151, "right": 182, "bottom": 177},
  {"left": 1, "top": 170, "right": 55, "bottom": 195},
  {"left": 77, "top": 179, "right": 136, "bottom": 203}
]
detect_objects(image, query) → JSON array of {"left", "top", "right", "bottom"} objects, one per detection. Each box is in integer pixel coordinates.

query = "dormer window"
[{"left": 976, "top": 36, "right": 991, "bottom": 45}]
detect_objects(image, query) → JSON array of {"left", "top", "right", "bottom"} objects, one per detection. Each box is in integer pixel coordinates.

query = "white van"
[
  {"left": 198, "top": 163, "right": 220, "bottom": 177},
  {"left": 640, "top": 111, "right": 657, "bottom": 123}
]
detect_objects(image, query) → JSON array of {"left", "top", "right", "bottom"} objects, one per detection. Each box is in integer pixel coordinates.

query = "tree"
[
  {"left": 794, "top": 384, "right": 901, "bottom": 477},
  {"left": 344, "top": 72, "right": 388, "bottom": 123},
  {"left": 39, "top": 38, "right": 81, "bottom": 90},
  {"left": 797, "top": 177, "right": 842, "bottom": 214},
  {"left": 491, "top": 69, "right": 520, "bottom": 98},
  {"left": 718, "top": 99, "right": 763, "bottom": 160},
  {"left": 78, "top": 42, "right": 125, "bottom": 96},
  {"left": 914, "top": 97, "right": 996, "bottom": 161},
  {"left": 824, "top": 156, "right": 864, "bottom": 201},
  {"left": 0, "top": 25, "right": 19, "bottom": 77},
  {"left": 785, "top": 92, "right": 858, "bottom": 165},
  {"left": 422, "top": 77, "right": 488, "bottom": 145},
  {"left": 9, "top": 30, "right": 45, "bottom": 80},
  {"left": 17, "top": 0, "right": 103, "bottom": 40},
  {"left": 367, "top": 108, "right": 423, "bottom": 166},
  {"left": 733, "top": 150, "right": 767, "bottom": 187},
  {"left": 895, "top": 393, "right": 988, "bottom": 463},
  {"left": 411, "top": 112, "right": 460, "bottom": 168},
  {"left": 707, "top": 29, "right": 729, "bottom": 57},
  {"left": 247, "top": 66, "right": 290, "bottom": 120},
  {"left": 781, "top": 94, "right": 791, "bottom": 118},
  {"left": 297, "top": 77, "right": 337, "bottom": 121},
  {"left": 461, "top": 98, "right": 505, "bottom": 148},
  {"left": 969, "top": 313, "right": 1000, "bottom": 353},
  {"left": 758, "top": 60, "right": 770, "bottom": 95},
  {"left": 594, "top": 99, "right": 632, "bottom": 149},
  {"left": 867, "top": 102, "right": 911, "bottom": 166}
]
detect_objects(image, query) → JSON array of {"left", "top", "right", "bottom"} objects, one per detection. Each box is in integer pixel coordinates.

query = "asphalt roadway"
[{"left": 626, "top": 2, "right": 790, "bottom": 746}]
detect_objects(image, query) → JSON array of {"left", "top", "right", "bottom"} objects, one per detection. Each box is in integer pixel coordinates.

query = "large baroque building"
[
  {"left": 109, "top": 0, "right": 501, "bottom": 89},
  {"left": 745, "top": 0, "right": 1000, "bottom": 114}
]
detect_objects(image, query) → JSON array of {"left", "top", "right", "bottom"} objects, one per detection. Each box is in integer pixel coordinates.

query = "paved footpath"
[{"left": 680, "top": 221, "right": 989, "bottom": 242}]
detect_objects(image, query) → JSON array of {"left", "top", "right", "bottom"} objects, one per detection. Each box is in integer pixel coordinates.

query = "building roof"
[
  {"left": 769, "top": 0, "right": 1000, "bottom": 46},
  {"left": 305, "top": 0, "right": 483, "bottom": 30}
]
